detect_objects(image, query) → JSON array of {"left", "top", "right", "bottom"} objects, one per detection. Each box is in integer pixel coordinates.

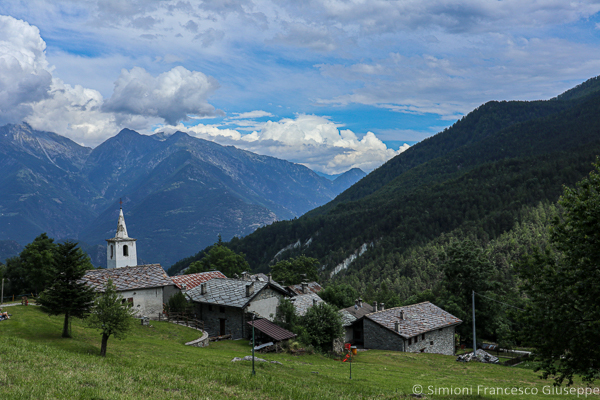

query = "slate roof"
[
  {"left": 247, "top": 318, "right": 296, "bottom": 341},
  {"left": 81, "top": 264, "right": 173, "bottom": 292},
  {"left": 171, "top": 271, "right": 227, "bottom": 290},
  {"left": 341, "top": 302, "right": 378, "bottom": 319},
  {"left": 186, "top": 278, "right": 287, "bottom": 308},
  {"left": 291, "top": 292, "right": 324, "bottom": 316},
  {"left": 248, "top": 273, "right": 287, "bottom": 292},
  {"left": 339, "top": 309, "right": 358, "bottom": 327},
  {"left": 287, "top": 281, "right": 322, "bottom": 295},
  {"left": 364, "top": 302, "right": 462, "bottom": 339}
]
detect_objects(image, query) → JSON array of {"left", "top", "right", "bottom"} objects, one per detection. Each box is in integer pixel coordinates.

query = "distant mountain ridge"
[{"left": 0, "top": 125, "right": 365, "bottom": 267}]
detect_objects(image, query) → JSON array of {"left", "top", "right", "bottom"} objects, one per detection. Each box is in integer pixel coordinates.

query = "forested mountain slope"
[{"left": 170, "top": 76, "right": 600, "bottom": 287}]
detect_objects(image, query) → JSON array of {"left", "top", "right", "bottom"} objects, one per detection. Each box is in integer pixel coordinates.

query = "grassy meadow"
[{"left": 0, "top": 305, "right": 595, "bottom": 399}]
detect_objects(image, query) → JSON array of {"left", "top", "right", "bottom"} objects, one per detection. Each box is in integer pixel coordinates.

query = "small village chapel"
[{"left": 81, "top": 207, "right": 178, "bottom": 317}]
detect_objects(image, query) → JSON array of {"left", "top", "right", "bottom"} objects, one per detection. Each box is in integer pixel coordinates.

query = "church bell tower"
[{"left": 106, "top": 206, "right": 138, "bottom": 269}]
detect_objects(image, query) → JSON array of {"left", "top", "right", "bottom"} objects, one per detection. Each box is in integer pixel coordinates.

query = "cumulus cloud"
[
  {"left": 0, "top": 15, "right": 220, "bottom": 146},
  {"left": 159, "top": 114, "right": 409, "bottom": 174},
  {"left": 102, "top": 66, "right": 220, "bottom": 125},
  {"left": 0, "top": 15, "right": 52, "bottom": 125}
]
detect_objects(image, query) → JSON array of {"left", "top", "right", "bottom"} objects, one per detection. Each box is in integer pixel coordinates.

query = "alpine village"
[{"left": 2, "top": 5, "right": 600, "bottom": 399}]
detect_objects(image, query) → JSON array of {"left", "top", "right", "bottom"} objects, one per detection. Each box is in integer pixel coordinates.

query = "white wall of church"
[
  {"left": 107, "top": 241, "right": 138, "bottom": 269},
  {"left": 118, "top": 287, "right": 163, "bottom": 318}
]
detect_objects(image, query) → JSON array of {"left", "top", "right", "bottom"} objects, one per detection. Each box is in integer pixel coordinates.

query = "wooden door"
[{"left": 219, "top": 318, "right": 226, "bottom": 336}]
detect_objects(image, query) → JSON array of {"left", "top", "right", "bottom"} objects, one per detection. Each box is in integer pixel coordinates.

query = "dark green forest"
[{"left": 166, "top": 76, "right": 600, "bottom": 347}]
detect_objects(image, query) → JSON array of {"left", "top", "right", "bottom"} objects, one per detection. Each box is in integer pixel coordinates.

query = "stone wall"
[
  {"left": 363, "top": 319, "right": 456, "bottom": 355},
  {"left": 196, "top": 303, "right": 245, "bottom": 339},
  {"left": 247, "top": 287, "right": 284, "bottom": 321},
  {"left": 404, "top": 326, "right": 455, "bottom": 355},
  {"left": 363, "top": 318, "right": 404, "bottom": 351}
]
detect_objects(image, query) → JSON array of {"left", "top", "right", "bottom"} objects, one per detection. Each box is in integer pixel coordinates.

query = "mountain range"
[
  {"left": 0, "top": 125, "right": 365, "bottom": 266},
  {"left": 169, "top": 75, "right": 600, "bottom": 297}
]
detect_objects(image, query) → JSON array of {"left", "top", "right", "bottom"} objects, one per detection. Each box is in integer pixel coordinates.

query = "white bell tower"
[{"left": 106, "top": 206, "right": 138, "bottom": 269}]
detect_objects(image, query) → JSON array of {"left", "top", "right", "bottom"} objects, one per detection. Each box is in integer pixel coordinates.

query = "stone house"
[
  {"left": 345, "top": 301, "right": 462, "bottom": 355},
  {"left": 185, "top": 278, "right": 289, "bottom": 339},
  {"left": 81, "top": 264, "right": 178, "bottom": 318},
  {"left": 287, "top": 281, "right": 324, "bottom": 316}
]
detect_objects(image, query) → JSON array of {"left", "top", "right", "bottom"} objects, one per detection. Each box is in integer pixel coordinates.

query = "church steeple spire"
[
  {"left": 106, "top": 203, "right": 138, "bottom": 269},
  {"left": 115, "top": 208, "right": 129, "bottom": 239}
]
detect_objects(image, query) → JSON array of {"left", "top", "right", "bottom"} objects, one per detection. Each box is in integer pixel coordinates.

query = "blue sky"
[{"left": 1, "top": 1, "right": 600, "bottom": 173}]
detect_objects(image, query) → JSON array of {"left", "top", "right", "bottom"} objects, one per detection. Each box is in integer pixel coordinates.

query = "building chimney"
[
  {"left": 267, "top": 273, "right": 272, "bottom": 283},
  {"left": 400, "top": 310, "right": 404, "bottom": 320},
  {"left": 380, "top": 303, "right": 385, "bottom": 311},
  {"left": 200, "top": 283, "right": 207, "bottom": 295},
  {"left": 394, "top": 321, "right": 400, "bottom": 332},
  {"left": 313, "top": 298, "right": 318, "bottom": 306},
  {"left": 246, "top": 282, "right": 255, "bottom": 297},
  {"left": 373, "top": 301, "right": 378, "bottom": 312},
  {"left": 302, "top": 282, "right": 308, "bottom": 294},
  {"left": 358, "top": 298, "right": 363, "bottom": 308}
]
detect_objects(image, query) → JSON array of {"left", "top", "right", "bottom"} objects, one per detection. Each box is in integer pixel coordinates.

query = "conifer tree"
[
  {"left": 38, "top": 241, "right": 95, "bottom": 338},
  {"left": 87, "top": 279, "right": 136, "bottom": 357}
]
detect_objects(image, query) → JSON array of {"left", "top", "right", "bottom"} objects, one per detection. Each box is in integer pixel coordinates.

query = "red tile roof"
[
  {"left": 171, "top": 271, "right": 227, "bottom": 290},
  {"left": 247, "top": 318, "right": 296, "bottom": 342}
]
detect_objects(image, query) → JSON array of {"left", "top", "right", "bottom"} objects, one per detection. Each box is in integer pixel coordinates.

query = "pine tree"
[
  {"left": 87, "top": 279, "right": 136, "bottom": 357},
  {"left": 38, "top": 241, "right": 95, "bottom": 338}
]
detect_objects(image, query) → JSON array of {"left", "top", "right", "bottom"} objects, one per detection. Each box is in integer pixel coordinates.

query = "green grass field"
[{"left": 0, "top": 305, "right": 595, "bottom": 399}]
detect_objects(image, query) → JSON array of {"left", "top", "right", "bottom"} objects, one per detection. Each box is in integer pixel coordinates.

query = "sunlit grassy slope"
[{"left": 0, "top": 306, "right": 593, "bottom": 399}]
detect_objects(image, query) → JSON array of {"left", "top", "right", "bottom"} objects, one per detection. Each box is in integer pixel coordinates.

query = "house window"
[
  {"left": 408, "top": 338, "right": 412, "bottom": 345},
  {"left": 415, "top": 336, "right": 419, "bottom": 343},
  {"left": 219, "top": 306, "right": 225, "bottom": 313},
  {"left": 123, "top": 245, "right": 129, "bottom": 256},
  {"left": 127, "top": 298, "right": 133, "bottom": 307},
  {"left": 422, "top": 334, "right": 425, "bottom": 340},
  {"left": 208, "top": 305, "right": 213, "bottom": 312},
  {"left": 430, "top": 341, "right": 434, "bottom": 345}
]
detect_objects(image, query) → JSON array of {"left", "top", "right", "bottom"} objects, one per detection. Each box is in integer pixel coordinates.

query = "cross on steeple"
[{"left": 119, "top": 197, "right": 123, "bottom": 208}]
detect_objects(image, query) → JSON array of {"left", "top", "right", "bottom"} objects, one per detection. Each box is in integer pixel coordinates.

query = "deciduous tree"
[
  {"left": 270, "top": 255, "right": 319, "bottom": 285},
  {"left": 87, "top": 279, "right": 136, "bottom": 357}
]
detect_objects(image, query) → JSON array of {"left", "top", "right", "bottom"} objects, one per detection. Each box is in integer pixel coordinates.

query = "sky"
[{"left": 1, "top": 1, "right": 600, "bottom": 174}]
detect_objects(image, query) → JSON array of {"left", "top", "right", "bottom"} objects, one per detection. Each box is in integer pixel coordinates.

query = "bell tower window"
[
  {"left": 123, "top": 245, "right": 129, "bottom": 256},
  {"left": 110, "top": 245, "right": 114, "bottom": 259}
]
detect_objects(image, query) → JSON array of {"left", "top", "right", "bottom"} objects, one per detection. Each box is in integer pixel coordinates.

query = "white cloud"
[
  {"left": 0, "top": 15, "right": 221, "bottom": 146},
  {"left": 229, "top": 110, "right": 274, "bottom": 119},
  {"left": 159, "top": 114, "right": 409, "bottom": 174},
  {"left": 0, "top": 15, "right": 52, "bottom": 125},
  {"left": 102, "top": 66, "right": 221, "bottom": 125}
]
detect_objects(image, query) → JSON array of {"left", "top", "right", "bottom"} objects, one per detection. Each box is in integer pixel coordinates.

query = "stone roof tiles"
[
  {"left": 291, "top": 292, "right": 324, "bottom": 316},
  {"left": 81, "top": 264, "right": 173, "bottom": 292},
  {"left": 187, "top": 278, "right": 283, "bottom": 308},
  {"left": 365, "top": 302, "right": 462, "bottom": 339},
  {"left": 341, "top": 302, "right": 378, "bottom": 319},
  {"left": 171, "top": 271, "right": 227, "bottom": 290}
]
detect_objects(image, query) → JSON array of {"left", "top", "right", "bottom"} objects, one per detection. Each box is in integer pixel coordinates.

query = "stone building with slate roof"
[
  {"left": 345, "top": 301, "right": 462, "bottom": 355},
  {"left": 81, "top": 264, "right": 178, "bottom": 318},
  {"left": 186, "top": 278, "right": 289, "bottom": 339},
  {"left": 290, "top": 292, "right": 324, "bottom": 316}
]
